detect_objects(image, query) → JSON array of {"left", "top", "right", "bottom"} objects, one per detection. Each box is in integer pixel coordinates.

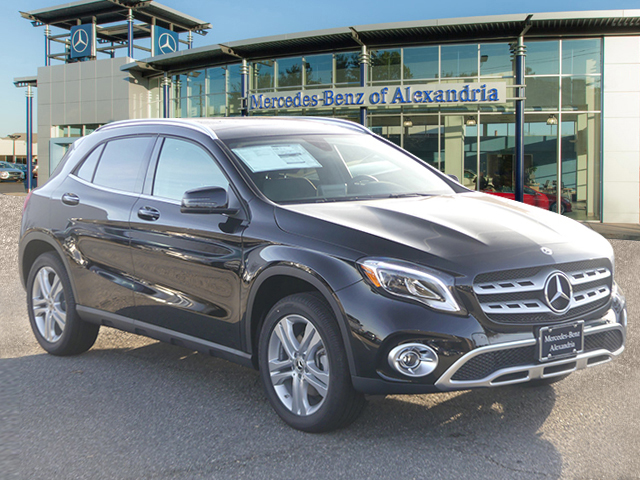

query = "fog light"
[{"left": 388, "top": 343, "right": 438, "bottom": 377}]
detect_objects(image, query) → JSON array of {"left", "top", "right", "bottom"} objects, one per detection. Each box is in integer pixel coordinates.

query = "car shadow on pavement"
[
  {"left": 1, "top": 338, "right": 562, "bottom": 479},
  {"left": 352, "top": 386, "right": 561, "bottom": 477}
]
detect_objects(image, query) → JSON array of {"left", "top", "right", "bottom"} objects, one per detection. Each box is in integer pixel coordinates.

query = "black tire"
[
  {"left": 26, "top": 252, "right": 99, "bottom": 356},
  {"left": 258, "top": 293, "right": 365, "bottom": 432},
  {"left": 523, "top": 373, "right": 570, "bottom": 387},
  {"left": 550, "top": 202, "right": 565, "bottom": 215}
]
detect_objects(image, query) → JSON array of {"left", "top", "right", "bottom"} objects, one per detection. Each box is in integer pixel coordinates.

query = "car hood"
[{"left": 274, "top": 192, "right": 613, "bottom": 277}]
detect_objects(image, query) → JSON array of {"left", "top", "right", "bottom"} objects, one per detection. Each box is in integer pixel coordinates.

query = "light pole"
[
  {"left": 8, "top": 134, "right": 20, "bottom": 164},
  {"left": 14, "top": 77, "right": 36, "bottom": 192}
]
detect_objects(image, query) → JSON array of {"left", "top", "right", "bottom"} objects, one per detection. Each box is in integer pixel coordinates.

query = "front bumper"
[
  {"left": 344, "top": 283, "right": 627, "bottom": 395},
  {"left": 0, "top": 171, "right": 24, "bottom": 181},
  {"left": 435, "top": 321, "right": 625, "bottom": 390}
]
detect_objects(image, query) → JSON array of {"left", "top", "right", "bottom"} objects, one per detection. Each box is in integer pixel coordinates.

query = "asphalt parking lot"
[
  {"left": 0, "top": 181, "right": 26, "bottom": 195},
  {"left": 1, "top": 193, "right": 638, "bottom": 480}
]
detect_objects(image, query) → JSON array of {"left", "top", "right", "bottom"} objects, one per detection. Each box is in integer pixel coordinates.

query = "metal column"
[
  {"left": 127, "top": 9, "right": 134, "bottom": 58},
  {"left": 162, "top": 72, "right": 171, "bottom": 118},
  {"left": 240, "top": 58, "right": 249, "bottom": 117},
  {"left": 188, "top": 30, "right": 193, "bottom": 49},
  {"left": 513, "top": 36, "right": 526, "bottom": 203},
  {"left": 26, "top": 86, "right": 34, "bottom": 192},
  {"left": 359, "top": 45, "right": 369, "bottom": 127},
  {"left": 44, "top": 25, "right": 50, "bottom": 66}
]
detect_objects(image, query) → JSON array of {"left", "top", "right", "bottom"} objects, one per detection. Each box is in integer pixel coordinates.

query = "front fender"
[{"left": 242, "top": 244, "right": 363, "bottom": 377}]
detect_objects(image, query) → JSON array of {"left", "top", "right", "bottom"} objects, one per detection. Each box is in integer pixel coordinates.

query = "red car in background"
[
  {"left": 483, "top": 186, "right": 550, "bottom": 211},
  {"left": 544, "top": 192, "right": 573, "bottom": 214}
]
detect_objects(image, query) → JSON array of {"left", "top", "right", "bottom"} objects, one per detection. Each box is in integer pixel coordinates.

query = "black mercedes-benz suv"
[{"left": 19, "top": 117, "right": 627, "bottom": 432}]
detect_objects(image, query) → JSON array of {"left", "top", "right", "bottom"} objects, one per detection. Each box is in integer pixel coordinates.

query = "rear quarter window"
[{"left": 92, "top": 136, "right": 154, "bottom": 193}]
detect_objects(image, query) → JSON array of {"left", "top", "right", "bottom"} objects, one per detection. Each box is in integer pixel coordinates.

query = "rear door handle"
[
  {"left": 137, "top": 206, "right": 160, "bottom": 221},
  {"left": 61, "top": 193, "right": 80, "bottom": 206}
]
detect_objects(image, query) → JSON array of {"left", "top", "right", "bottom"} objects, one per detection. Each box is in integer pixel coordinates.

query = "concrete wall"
[
  {"left": 37, "top": 57, "right": 151, "bottom": 180},
  {"left": 602, "top": 36, "right": 640, "bottom": 223},
  {"left": 0, "top": 138, "right": 36, "bottom": 158}
]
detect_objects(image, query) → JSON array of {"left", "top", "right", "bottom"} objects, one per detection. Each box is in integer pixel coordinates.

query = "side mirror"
[
  {"left": 181, "top": 186, "right": 239, "bottom": 215},
  {"left": 448, "top": 174, "right": 460, "bottom": 183}
]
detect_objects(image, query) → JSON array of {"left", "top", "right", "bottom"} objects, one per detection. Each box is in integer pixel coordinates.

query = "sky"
[{"left": 1, "top": 0, "right": 639, "bottom": 137}]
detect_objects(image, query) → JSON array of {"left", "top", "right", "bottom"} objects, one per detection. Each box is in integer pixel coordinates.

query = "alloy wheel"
[
  {"left": 267, "top": 314, "right": 330, "bottom": 416},
  {"left": 31, "top": 266, "right": 67, "bottom": 343}
]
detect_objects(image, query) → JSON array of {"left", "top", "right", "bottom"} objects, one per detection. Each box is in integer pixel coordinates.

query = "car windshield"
[{"left": 223, "top": 133, "right": 455, "bottom": 204}]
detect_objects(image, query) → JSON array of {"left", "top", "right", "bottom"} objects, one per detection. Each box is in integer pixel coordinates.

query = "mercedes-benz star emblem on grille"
[
  {"left": 544, "top": 271, "right": 573, "bottom": 314},
  {"left": 541, "top": 247, "right": 553, "bottom": 255},
  {"left": 72, "top": 29, "right": 89, "bottom": 52},
  {"left": 158, "top": 33, "right": 177, "bottom": 54}
]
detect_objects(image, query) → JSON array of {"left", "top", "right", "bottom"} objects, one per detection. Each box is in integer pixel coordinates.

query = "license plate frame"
[{"left": 538, "top": 321, "right": 584, "bottom": 362}]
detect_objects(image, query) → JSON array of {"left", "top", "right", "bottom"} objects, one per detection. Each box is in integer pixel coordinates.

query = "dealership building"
[{"left": 16, "top": 1, "right": 640, "bottom": 223}]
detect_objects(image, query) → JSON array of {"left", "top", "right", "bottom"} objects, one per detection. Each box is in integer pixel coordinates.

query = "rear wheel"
[
  {"left": 27, "top": 252, "right": 99, "bottom": 356},
  {"left": 258, "top": 293, "right": 365, "bottom": 432}
]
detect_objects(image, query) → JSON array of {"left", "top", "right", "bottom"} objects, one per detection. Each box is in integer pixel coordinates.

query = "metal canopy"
[
  {"left": 123, "top": 9, "right": 640, "bottom": 75},
  {"left": 96, "top": 23, "right": 153, "bottom": 42},
  {"left": 13, "top": 76, "right": 38, "bottom": 88},
  {"left": 20, "top": 0, "right": 211, "bottom": 34}
]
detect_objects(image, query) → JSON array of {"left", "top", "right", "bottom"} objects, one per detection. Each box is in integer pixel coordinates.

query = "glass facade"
[
  {"left": 171, "top": 64, "right": 243, "bottom": 118},
  {"left": 166, "top": 38, "right": 603, "bottom": 220}
]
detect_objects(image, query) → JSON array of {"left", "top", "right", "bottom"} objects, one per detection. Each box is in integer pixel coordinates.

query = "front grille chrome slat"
[
  {"left": 567, "top": 267, "right": 611, "bottom": 285},
  {"left": 473, "top": 259, "right": 612, "bottom": 324}
]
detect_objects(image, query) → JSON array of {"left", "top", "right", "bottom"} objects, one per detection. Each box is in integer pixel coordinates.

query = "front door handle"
[
  {"left": 61, "top": 193, "right": 80, "bottom": 206},
  {"left": 138, "top": 206, "right": 160, "bottom": 222}
]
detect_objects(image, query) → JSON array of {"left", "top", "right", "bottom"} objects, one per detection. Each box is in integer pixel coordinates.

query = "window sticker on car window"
[{"left": 233, "top": 144, "right": 322, "bottom": 173}]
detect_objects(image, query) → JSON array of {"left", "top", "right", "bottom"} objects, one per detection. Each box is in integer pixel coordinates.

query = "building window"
[
  {"left": 562, "top": 39, "right": 601, "bottom": 75},
  {"left": 441, "top": 44, "right": 478, "bottom": 79},
  {"left": 304, "top": 54, "right": 332, "bottom": 87},
  {"left": 227, "top": 64, "right": 242, "bottom": 116},
  {"left": 370, "top": 49, "right": 402, "bottom": 82},
  {"left": 335, "top": 52, "right": 360, "bottom": 85},
  {"left": 480, "top": 43, "right": 513, "bottom": 77},
  {"left": 403, "top": 46, "right": 439, "bottom": 81},
  {"left": 277, "top": 57, "right": 303, "bottom": 89},
  {"left": 526, "top": 41, "right": 559, "bottom": 75},
  {"left": 252, "top": 60, "right": 274, "bottom": 91}
]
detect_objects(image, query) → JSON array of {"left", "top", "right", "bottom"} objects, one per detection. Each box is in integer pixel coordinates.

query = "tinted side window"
[
  {"left": 153, "top": 138, "right": 229, "bottom": 202},
  {"left": 75, "top": 144, "right": 104, "bottom": 182},
  {"left": 93, "top": 137, "right": 152, "bottom": 193}
]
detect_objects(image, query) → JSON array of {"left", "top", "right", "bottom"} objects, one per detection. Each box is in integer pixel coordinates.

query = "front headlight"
[{"left": 358, "top": 258, "right": 464, "bottom": 314}]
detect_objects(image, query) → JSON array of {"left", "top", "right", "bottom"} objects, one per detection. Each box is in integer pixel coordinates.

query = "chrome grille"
[{"left": 473, "top": 259, "right": 612, "bottom": 324}]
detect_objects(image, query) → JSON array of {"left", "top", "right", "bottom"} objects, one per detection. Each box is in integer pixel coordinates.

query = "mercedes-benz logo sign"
[
  {"left": 544, "top": 271, "right": 573, "bottom": 314},
  {"left": 72, "top": 29, "right": 89, "bottom": 52},
  {"left": 158, "top": 33, "right": 177, "bottom": 54}
]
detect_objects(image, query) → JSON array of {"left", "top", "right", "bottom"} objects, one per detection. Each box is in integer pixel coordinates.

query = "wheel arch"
[
  {"left": 244, "top": 263, "right": 359, "bottom": 378},
  {"left": 19, "top": 231, "right": 76, "bottom": 297}
]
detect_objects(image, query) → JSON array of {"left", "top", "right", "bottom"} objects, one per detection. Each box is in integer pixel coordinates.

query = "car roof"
[{"left": 97, "top": 117, "right": 370, "bottom": 141}]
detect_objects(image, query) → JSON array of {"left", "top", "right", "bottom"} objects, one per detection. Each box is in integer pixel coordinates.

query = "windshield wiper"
[
  {"left": 386, "top": 193, "right": 433, "bottom": 198},
  {"left": 286, "top": 193, "right": 433, "bottom": 205}
]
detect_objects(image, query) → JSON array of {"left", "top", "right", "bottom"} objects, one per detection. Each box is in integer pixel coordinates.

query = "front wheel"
[
  {"left": 550, "top": 202, "right": 565, "bottom": 215},
  {"left": 26, "top": 252, "right": 99, "bottom": 356},
  {"left": 258, "top": 293, "right": 365, "bottom": 432}
]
